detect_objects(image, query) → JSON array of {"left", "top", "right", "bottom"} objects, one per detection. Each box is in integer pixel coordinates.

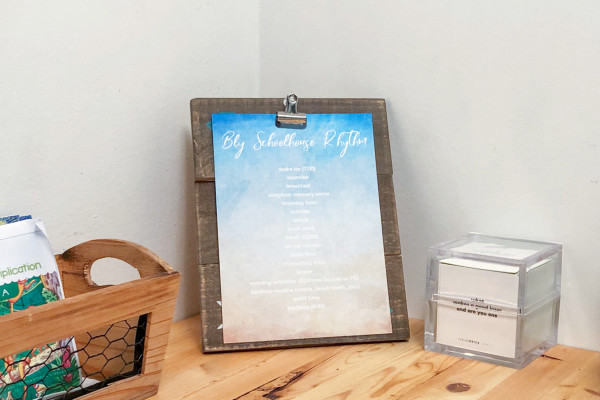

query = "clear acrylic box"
[{"left": 425, "top": 233, "right": 562, "bottom": 369}]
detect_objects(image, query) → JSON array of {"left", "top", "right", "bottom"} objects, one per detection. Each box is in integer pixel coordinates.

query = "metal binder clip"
[{"left": 276, "top": 93, "right": 307, "bottom": 129}]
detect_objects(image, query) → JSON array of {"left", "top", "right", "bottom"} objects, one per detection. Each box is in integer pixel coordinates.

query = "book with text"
[{"left": 0, "top": 217, "right": 81, "bottom": 400}]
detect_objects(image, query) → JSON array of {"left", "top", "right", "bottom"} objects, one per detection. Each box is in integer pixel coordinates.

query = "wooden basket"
[{"left": 0, "top": 239, "right": 180, "bottom": 400}]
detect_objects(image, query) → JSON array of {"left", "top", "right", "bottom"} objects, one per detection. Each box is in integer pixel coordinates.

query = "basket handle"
[{"left": 56, "top": 239, "right": 175, "bottom": 297}]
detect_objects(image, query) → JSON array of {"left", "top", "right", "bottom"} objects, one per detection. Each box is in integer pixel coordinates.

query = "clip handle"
[
  {"left": 276, "top": 93, "right": 307, "bottom": 129},
  {"left": 284, "top": 94, "right": 299, "bottom": 114}
]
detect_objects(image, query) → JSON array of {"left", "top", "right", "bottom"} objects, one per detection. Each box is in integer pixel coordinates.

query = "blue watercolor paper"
[{"left": 212, "top": 113, "right": 392, "bottom": 343}]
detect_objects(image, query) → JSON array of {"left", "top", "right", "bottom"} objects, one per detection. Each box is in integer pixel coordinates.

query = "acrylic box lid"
[{"left": 430, "top": 233, "right": 562, "bottom": 268}]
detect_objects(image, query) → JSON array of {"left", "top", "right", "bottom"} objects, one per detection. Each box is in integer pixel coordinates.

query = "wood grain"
[
  {"left": 77, "top": 374, "right": 161, "bottom": 400},
  {"left": 199, "top": 263, "right": 223, "bottom": 351},
  {"left": 386, "top": 255, "right": 409, "bottom": 338},
  {"left": 195, "top": 182, "right": 219, "bottom": 265},
  {"left": 192, "top": 98, "right": 409, "bottom": 352},
  {"left": 149, "top": 316, "right": 600, "bottom": 400},
  {"left": 58, "top": 239, "right": 174, "bottom": 298},
  {"left": 378, "top": 174, "right": 402, "bottom": 256},
  {"left": 479, "top": 346, "right": 600, "bottom": 400},
  {"left": 541, "top": 351, "right": 600, "bottom": 399}
]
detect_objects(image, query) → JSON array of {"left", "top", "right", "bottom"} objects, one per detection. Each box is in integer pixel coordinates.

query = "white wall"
[
  {"left": 0, "top": 1, "right": 260, "bottom": 320},
  {"left": 2, "top": 1, "right": 599, "bottom": 352},
  {"left": 259, "top": 1, "right": 600, "bottom": 351}
]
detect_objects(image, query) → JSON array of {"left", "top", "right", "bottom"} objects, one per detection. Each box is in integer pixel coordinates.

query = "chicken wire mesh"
[{"left": 0, "top": 315, "right": 147, "bottom": 400}]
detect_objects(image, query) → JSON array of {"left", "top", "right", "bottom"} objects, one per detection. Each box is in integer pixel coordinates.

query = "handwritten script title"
[{"left": 221, "top": 130, "right": 368, "bottom": 159}]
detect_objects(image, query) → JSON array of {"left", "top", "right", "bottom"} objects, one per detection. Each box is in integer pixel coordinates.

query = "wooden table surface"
[{"left": 149, "top": 316, "right": 600, "bottom": 399}]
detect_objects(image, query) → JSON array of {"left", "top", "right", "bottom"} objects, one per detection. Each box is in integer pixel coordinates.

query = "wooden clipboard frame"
[{"left": 191, "top": 98, "right": 409, "bottom": 352}]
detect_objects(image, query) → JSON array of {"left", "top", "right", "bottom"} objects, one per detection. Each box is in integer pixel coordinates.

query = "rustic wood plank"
[
  {"left": 399, "top": 343, "right": 600, "bottom": 400},
  {"left": 190, "top": 99, "right": 215, "bottom": 181},
  {"left": 399, "top": 358, "right": 517, "bottom": 399},
  {"left": 386, "top": 255, "right": 409, "bottom": 338},
  {"left": 241, "top": 320, "right": 433, "bottom": 400},
  {"left": 542, "top": 351, "right": 600, "bottom": 399},
  {"left": 378, "top": 174, "right": 402, "bottom": 256},
  {"left": 479, "top": 346, "right": 600, "bottom": 400},
  {"left": 199, "top": 263, "right": 223, "bottom": 352},
  {"left": 195, "top": 181, "right": 219, "bottom": 265},
  {"left": 149, "top": 317, "right": 600, "bottom": 400},
  {"left": 150, "top": 316, "right": 347, "bottom": 400},
  {"left": 235, "top": 350, "right": 344, "bottom": 400},
  {"left": 285, "top": 351, "right": 458, "bottom": 400}
]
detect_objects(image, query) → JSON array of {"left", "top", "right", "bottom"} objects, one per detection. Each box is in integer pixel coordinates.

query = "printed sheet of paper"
[
  {"left": 436, "top": 260, "right": 519, "bottom": 358},
  {"left": 212, "top": 113, "right": 392, "bottom": 343}
]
